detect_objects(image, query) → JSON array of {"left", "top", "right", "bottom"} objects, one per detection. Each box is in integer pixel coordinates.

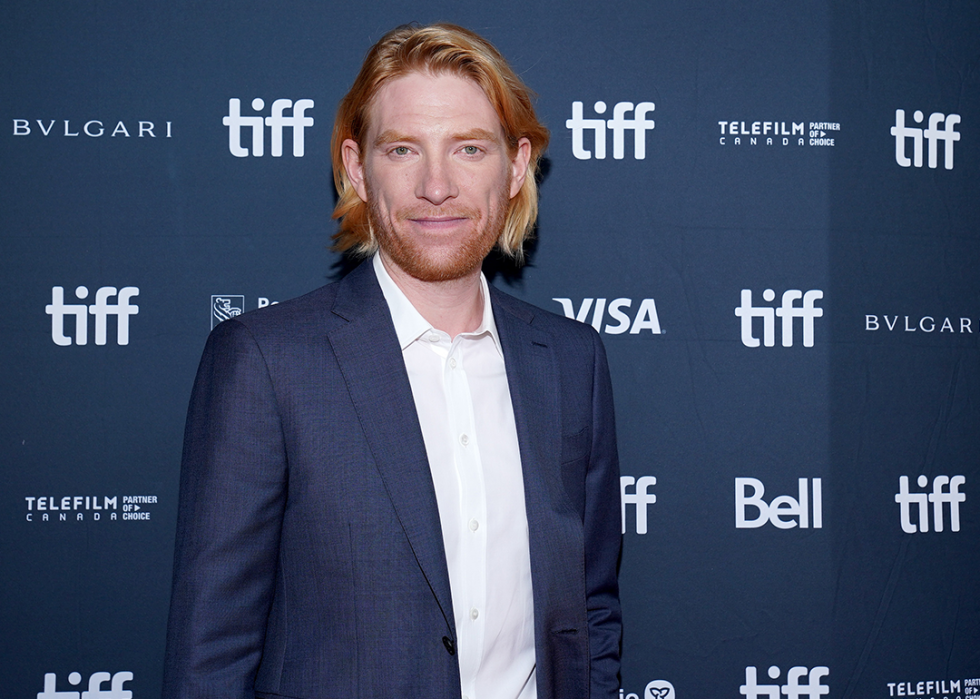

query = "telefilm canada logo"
[
  {"left": 553, "top": 297, "right": 663, "bottom": 335},
  {"left": 741, "top": 665, "right": 829, "bottom": 698},
  {"left": 736, "top": 289, "right": 823, "bottom": 348},
  {"left": 620, "top": 680, "right": 676, "bottom": 699},
  {"left": 621, "top": 476, "right": 657, "bottom": 534},
  {"left": 566, "top": 100, "right": 656, "bottom": 160},
  {"left": 717, "top": 119, "right": 840, "bottom": 147},
  {"left": 223, "top": 98, "right": 314, "bottom": 157},
  {"left": 211, "top": 295, "right": 279, "bottom": 329},
  {"left": 885, "top": 676, "right": 977, "bottom": 698},
  {"left": 12, "top": 118, "right": 172, "bottom": 140},
  {"left": 890, "top": 109, "right": 960, "bottom": 169},
  {"left": 37, "top": 671, "right": 133, "bottom": 699},
  {"left": 24, "top": 494, "right": 158, "bottom": 522},
  {"left": 46, "top": 286, "right": 139, "bottom": 346}
]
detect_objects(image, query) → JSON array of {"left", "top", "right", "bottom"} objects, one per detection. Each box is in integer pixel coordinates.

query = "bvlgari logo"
[
  {"left": 865, "top": 312, "right": 979, "bottom": 345},
  {"left": 13, "top": 118, "right": 172, "bottom": 139}
]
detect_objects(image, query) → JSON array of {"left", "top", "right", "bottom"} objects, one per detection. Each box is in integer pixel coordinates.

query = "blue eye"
[
  {"left": 462, "top": 146, "right": 480, "bottom": 155},
  {"left": 392, "top": 146, "right": 410, "bottom": 156}
]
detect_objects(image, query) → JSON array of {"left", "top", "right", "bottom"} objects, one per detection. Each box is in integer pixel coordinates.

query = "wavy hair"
[{"left": 331, "top": 23, "right": 550, "bottom": 261}]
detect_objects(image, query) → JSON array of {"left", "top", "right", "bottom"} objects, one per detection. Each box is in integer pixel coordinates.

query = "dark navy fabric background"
[{"left": 2, "top": 2, "right": 977, "bottom": 697}]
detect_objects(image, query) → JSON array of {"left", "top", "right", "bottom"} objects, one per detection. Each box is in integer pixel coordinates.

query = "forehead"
[{"left": 366, "top": 71, "right": 503, "bottom": 139}]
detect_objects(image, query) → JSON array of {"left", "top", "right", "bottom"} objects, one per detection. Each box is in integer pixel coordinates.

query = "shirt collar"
[{"left": 372, "top": 252, "right": 502, "bottom": 356}]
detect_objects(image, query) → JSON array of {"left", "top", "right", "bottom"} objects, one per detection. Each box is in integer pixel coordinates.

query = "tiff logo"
[
  {"left": 895, "top": 475, "right": 965, "bottom": 533},
  {"left": 223, "top": 98, "right": 314, "bottom": 157},
  {"left": 553, "top": 297, "right": 662, "bottom": 335},
  {"left": 566, "top": 101, "right": 655, "bottom": 160},
  {"left": 46, "top": 286, "right": 139, "bottom": 346},
  {"left": 736, "top": 478, "right": 823, "bottom": 529},
  {"left": 621, "top": 476, "right": 657, "bottom": 534},
  {"left": 735, "top": 289, "right": 823, "bottom": 348},
  {"left": 38, "top": 671, "right": 133, "bottom": 699},
  {"left": 741, "top": 666, "right": 829, "bottom": 699},
  {"left": 891, "top": 109, "right": 960, "bottom": 169}
]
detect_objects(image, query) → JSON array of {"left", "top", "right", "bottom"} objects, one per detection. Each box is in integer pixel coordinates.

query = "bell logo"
[
  {"left": 553, "top": 297, "right": 662, "bottom": 335},
  {"left": 735, "top": 477, "right": 823, "bottom": 529},
  {"left": 37, "top": 671, "right": 133, "bottom": 699},
  {"left": 735, "top": 289, "right": 823, "bottom": 348},
  {"left": 566, "top": 100, "right": 655, "bottom": 160},
  {"left": 46, "top": 286, "right": 139, "bottom": 346},
  {"left": 895, "top": 475, "right": 965, "bottom": 533},
  {"left": 223, "top": 98, "right": 314, "bottom": 157},
  {"left": 891, "top": 109, "right": 960, "bottom": 169},
  {"left": 741, "top": 666, "right": 829, "bottom": 699}
]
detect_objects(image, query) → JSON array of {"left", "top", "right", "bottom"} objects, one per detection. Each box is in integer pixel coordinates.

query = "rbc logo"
[
  {"left": 553, "top": 297, "right": 662, "bottom": 335},
  {"left": 566, "top": 101, "right": 655, "bottom": 160},
  {"left": 211, "top": 295, "right": 245, "bottom": 329},
  {"left": 735, "top": 478, "right": 823, "bottom": 529},
  {"left": 621, "top": 476, "right": 657, "bottom": 534},
  {"left": 890, "top": 109, "right": 960, "bottom": 169},
  {"left": 735, "top": 289, "right": 823, "bottom": 348},
  {"left": 619, "top": 680, "right": 675, "bottom": 699},
  {"left": 38, "top": 671, "right": 132, "bottom": 699},
  {"left": 741, "top": 666, "right": 829, "bottom": 699},
  {"left": 895, "top": 475, "right": 965, "bottom": 533},
  {"left": 223, "top": 98, "right": 314, "bottom": 157},
  {"left": 210, "top": 295, "right": 279, "bottom": 329},
  {"left": 46, "top": 286, "right": 139, "bottom": 346}
]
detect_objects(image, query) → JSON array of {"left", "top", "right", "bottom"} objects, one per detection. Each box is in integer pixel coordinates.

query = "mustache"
[{"left": 396, "top": 206, "right": 479, "bottom": 221}]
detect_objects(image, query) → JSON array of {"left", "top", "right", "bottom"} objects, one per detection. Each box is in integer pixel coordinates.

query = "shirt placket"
[{"left": 444, "top": 335, "right": 487, "bottom": 699}]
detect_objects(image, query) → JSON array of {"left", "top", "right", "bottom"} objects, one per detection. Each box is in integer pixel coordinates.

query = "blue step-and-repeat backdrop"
[{"left": 2, "top": 1, "right": 978, "bottom": 697}]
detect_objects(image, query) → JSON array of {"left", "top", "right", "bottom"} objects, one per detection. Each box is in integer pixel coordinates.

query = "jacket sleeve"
[
  {"left": 585, "top": 329, "right": 623, "bottom": 697},
  {"left": 162, "top": 319, "right": 287, "bottom": 699}
]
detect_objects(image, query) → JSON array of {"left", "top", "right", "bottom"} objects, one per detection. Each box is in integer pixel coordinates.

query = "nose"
[{"left": 415, "top": 155, "right": 459, "bottom": 205}]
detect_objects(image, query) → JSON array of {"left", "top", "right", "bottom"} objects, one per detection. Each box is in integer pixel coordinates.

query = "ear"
[
  {"left": 508, "top": 137, "right": 532, "bottom": 199},
  {"left": 342, "top": 138, "right": 368, "bottom": 202}
]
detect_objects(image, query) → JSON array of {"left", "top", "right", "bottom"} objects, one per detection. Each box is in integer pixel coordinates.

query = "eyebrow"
[{"left": 373, "top": 128, "right": 501, "bottom": 148}]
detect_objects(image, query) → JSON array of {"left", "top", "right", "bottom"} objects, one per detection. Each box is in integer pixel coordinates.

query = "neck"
[{"left": 380, "top": 254, "right": 485, "bottom": 338}]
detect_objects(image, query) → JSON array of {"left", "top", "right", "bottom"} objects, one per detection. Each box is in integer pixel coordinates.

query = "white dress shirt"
[{"left": 373, "top": 254, "right": 536, "bottom": 699}]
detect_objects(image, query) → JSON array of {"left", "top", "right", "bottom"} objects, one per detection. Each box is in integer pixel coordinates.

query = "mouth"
[{"left": 405, "top": 215, "right": 472, "bottom": 231}]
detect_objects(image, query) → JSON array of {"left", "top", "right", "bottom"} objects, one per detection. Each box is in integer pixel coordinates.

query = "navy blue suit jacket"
[{"left": 163, "top": 261, "right": 621, "bottom": 699}]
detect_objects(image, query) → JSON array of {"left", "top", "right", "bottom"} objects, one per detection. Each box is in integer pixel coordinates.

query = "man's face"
[{"left": 342, "top": 71, "right": 531, "bottom": 282}]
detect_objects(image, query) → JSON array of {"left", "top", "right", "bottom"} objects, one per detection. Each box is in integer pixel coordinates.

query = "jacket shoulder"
[
  {"left": 207, "top": 283, "right": 347, "bottom": 351},
  {"left": 491, "top": 285, "right": 600, "bottom": 345}
]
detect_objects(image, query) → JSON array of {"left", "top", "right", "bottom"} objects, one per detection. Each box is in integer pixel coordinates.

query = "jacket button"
[{"left": 442, "top": 636, "right": 455, "bottom": 655}]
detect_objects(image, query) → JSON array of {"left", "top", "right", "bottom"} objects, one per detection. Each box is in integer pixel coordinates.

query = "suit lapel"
[
  {"left": 326, "top": 263, "right": 455, "bottom": 632},
  {"left": 490, "top": 289, "right": 565, "bottom": 550}
]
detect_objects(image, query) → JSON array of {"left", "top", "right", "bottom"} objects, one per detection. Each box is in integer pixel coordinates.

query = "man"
[{"left": 164, "top": 23, "right": 621, "bottom": 699}]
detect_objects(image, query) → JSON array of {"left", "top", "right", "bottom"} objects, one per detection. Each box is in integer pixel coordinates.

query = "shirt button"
[
  {"left": 459, "top": 433, "right": 469, "bottom": 446},
  {"left": 468, "top": 519, "right": 479, "bottom": 531},
  {"left": 470, "top": 608, "right": 479, "bottom": 620}
]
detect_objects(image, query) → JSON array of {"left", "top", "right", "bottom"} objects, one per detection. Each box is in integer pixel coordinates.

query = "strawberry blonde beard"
[{"left": 368, "top": 187, "right": 510, "bottom": 283}]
